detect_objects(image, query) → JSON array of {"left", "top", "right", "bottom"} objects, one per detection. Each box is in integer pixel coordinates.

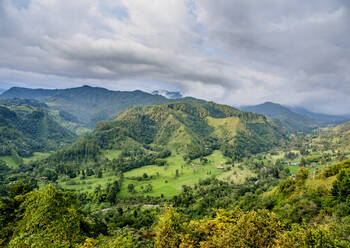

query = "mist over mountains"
[{"left": 151, "top": 90, "right": 183, "bottom": 99}]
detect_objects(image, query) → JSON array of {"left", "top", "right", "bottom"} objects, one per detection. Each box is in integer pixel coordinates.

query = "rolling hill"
[
  {"left": 35, "top": 101, "right": 285, "bottom": 179},
  {"left": 0, "top": 85, "right": 198, "bottom": 131}
]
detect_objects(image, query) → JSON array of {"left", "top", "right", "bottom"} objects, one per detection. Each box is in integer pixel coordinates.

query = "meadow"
[
  {"left": 0, "top": 152, "right": 50, "bottom": 169},
  {"left": 57, "top": 150, "right": 254, "bottom": 198}
]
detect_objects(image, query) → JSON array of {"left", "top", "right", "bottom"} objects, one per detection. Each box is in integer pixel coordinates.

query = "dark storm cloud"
[{"left": 0, "top": 0, "right": 349, "bottom": 114}]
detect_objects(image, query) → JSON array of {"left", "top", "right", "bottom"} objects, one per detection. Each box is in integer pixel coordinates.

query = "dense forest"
[{"left": 0, "top": 100, "right": 75, "bottom": 157}]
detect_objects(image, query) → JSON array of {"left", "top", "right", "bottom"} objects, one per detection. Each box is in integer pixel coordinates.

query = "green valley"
[{"left": 0, "top": 88, "right": 350, "bottom": 248}]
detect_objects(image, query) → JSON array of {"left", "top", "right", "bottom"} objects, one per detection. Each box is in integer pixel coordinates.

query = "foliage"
[
  {"left": 0, "top": 102, "right": 75, "bottom": 157},
  {"left": 332, "top": 168, "right": 350, "bottom": 202}
]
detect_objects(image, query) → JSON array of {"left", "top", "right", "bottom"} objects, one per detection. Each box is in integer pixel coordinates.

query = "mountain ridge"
[
  {"left": 240, "top": 101, "right": 348, "bottom": 132},
  {"left": 240, "top": 101, "right": 316, "bottom": 132},
  {"left": 37, "top": 101, "right": 285, "bottom": 177},
  {"left": 0, "top": 85, "right": 201, "bottom": 131}
]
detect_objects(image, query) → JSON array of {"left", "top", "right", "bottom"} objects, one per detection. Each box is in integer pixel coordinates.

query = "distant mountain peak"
[{"left": 240, "top": 101, "right": 316, "bottom": 132}]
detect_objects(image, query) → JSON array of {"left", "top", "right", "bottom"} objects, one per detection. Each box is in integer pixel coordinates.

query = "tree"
[
  {"left": 0, "top": 181, "right": 34, "bottom": 245},
  {"left": 331, "top": 168, "right": 350, "bottom": 202},
  {"left": 7, "top": 185, "right": 86, "bottom": 247},
  {"left": 127, "top": 184, "right": 135, "bottom": 193},
  {"left": 96, "top": 170, "right": 103, "bottom": 178},
  {"left": 154, "top": 206, "right": 186, "bottom": 248},
  {"left": 106, "top": 180, "right": 120, "bottom": 204},
  {"left": 296, "top": 167, "right": 309, "bottom": 181}
]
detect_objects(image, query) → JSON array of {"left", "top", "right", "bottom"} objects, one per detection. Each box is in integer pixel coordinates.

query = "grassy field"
[
  {"left": 102, "top": 149, "right": 122, "bottom": 160},
  {"left": 23, "top": 152, "right": 51, "bottom": 164},
  {"left": 0, "top": 155, "right": 20, "bottom": 169},
  {"left": 217, "top": 163, "right": 254, "bottom": 184},
  {"left": 56, "top": 171, "right": 120, "bottom": 193},
  {"left": 0, "top": 152, "right": 51, "bottom": 169},
  {"left": 119, "top": 150, "right": 252, "bottom": 198},
  {"left": 56, "top": 150, "right": 254, "bottom": 198}
]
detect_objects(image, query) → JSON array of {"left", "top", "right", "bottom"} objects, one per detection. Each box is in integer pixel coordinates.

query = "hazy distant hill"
[
  {"left": 0, "top": 100, "right": 75, "bottom": 157},
  {"left": 0, "top": 89, "right": 5, "bottom": 94},
  {"left": 288, "top": 106, "right": 348, "bottom": 125},
  {"left": 0, "top": 87, "right": 59, "bottom": 100},
  {"left": 240, "top": 102, "right": 317, "bottom": 132},
  {"left": 0, "top": 85, "right": 198, "bottom": 130}
]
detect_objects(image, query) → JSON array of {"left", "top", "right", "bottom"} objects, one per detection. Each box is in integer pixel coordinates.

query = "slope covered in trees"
[
  {"left": 0, "top": 100, "right": 75, "bottom": 158},
  {"left": 33, "top": 101, "right": 285, "bottom": 179}
]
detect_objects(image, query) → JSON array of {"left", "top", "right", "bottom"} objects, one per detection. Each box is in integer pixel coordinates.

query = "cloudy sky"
[{"left": 0, "top": 0, "right": 349, "bottom": 114}]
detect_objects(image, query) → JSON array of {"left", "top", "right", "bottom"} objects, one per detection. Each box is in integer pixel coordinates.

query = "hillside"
[
  {"left": 0, "top": 100, "right": 76, "bottom": 161},
  {"left": 326, "top": 119, "right": 350, "bottom": 150},
  {"left": 34, "top": 101, "right": 284, "bottom": 180},
  {"left": 0, "top": 85, "right": 198, "bottom": 130},
  {"left": 241, "top": 102, "right": 317, "bottom": 132}
]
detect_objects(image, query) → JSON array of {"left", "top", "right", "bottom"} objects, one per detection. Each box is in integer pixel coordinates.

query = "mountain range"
[
  {"left": 0, "top": 85, "right": 197, "bottom": 132},
  {"left": 37, "top": 101, "right": 285, "bottom": 176},
  {"left": 240, "top": 102, "right": 348, "bottom": 132},
  {"left": 2, "top": 86, "right": 348, "bottom": 136}
]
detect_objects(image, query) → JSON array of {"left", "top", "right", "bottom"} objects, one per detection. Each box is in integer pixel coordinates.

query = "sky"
[{"left": 0, "top": 0, "right": 349, "bottom": 114}]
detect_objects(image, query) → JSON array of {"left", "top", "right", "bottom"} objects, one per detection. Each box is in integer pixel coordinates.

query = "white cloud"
[{"left": 0, "top": 0, "right": 349, "bottom": 114}]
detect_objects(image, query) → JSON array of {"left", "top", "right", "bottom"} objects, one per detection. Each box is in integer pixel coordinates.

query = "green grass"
[
  {"left": 102, "top": 149, "right": 122, "bottom": 160},
  {"left": 23, "top": 152, "right": 51, "bottom": 164},
  {"left": 57, "top": 171, "right": 120, "bottom": 193},
  {"left": 119, "top": 150, "right": 251, "bottom": 198},
  {"left": 217, "top": 163, "right": 254, "bottom": 184},
  {"left": 1, "top": 152, "right": 51, "bottom": 169},
  {"left": 0, "top": 156, "right": 20, "bottom": 169},
  {"left": 285, "top": 165, "right": 299, "bottom": 174},
  {"left": 55, "top": 150, "right": 254, "bottom": 197}
]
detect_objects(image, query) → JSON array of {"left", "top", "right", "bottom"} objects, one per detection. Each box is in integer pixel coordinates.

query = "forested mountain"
[
  {"left": 241, "top": 102, "right": 319, "bottom": 132},
  {"left": 0, "top": 85, "right": 199, "bottom": 130},
  {"left": 0, "top": 100, "right": 75, "bottom": 158},
  {"left": 32, "top": 101, "right": 285, "bottom": 180}
]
